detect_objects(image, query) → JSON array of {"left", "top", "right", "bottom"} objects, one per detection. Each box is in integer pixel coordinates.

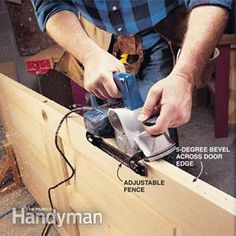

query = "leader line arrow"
[
  {"left": 193, "top": 160, "right": 203, "bottom": 182},
  {"left": 117, "top": 163, "right": 123, "bottom": 182}
]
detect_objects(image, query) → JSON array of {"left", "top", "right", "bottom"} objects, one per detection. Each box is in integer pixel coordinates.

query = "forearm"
[
  {"left": 172, "top": 6, "right": 229, "bottom": 88},
  {"left": 46, "top": 10, "right": 101, "bottom": 64}
]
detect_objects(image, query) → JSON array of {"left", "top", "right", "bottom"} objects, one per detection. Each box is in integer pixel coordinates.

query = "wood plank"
[
  {"left": 61, "top": 118, "right": 235, "bottom": 235},
  {"left": 0, "top": 74, "right": 235, "bottom": 236},
  {"left": 66, "top": 135, "right": 235, "bottom": 236},
  {"left": 10, "top": 135, "right": 52, "bottom": 207},
  {"left": 68, "top": 186, "right": 123, "bottom": 236},
  {"left": 5, "top": 103, "right": 47, "bottom": 159},
  {"left": 0, "top": 73, "right": 79, "bottom": 235},
  {"left": 73, "top": 150, "right": 177, "bottom": 236}
]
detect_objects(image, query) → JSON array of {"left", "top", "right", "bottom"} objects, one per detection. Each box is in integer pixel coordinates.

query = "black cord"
[
  {"left": 42, "top": 223, "right": 49, "bottom": 236},
  {"left": 42, "top": 223, "right": 51, "bottom": 236},
  {"left": 0, "top": 201, "right": 37, "bottom": 220},
  {"left": 49, "top": 109, "right": 79, "bottom": 209},
  {"left": 45, "top": 224, "right": 52, "bottom": 235},
  {"left": 41, "top": 108, "right": 83, "bottom": 236}
]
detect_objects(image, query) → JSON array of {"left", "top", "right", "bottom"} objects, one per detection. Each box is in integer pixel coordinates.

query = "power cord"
[
  {"left": 0, "top": 201, "right": 38, "bottom": 220},
  {"left": 0, "top": 208, "right": 13, "bottom": 220},
  {"left": 41, "top": 107, "right": 89, "bottom": 236}
]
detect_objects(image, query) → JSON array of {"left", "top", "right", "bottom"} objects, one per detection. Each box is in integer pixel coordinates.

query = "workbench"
[{"left": 0, "top": 74, "right": 235, "bottom": 236}]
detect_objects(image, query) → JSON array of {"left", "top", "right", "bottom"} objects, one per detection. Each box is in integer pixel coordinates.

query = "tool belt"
[{"left": 111, "top": 35, "right": 144, "bottom": 75}]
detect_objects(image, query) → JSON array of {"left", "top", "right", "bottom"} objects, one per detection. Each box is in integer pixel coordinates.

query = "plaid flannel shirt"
[
  {"left": 32, "top": 0, "right": 232, "bottom": 49},
  {"left": 32, "top": 0, "right": 232, "bottom": 33}
]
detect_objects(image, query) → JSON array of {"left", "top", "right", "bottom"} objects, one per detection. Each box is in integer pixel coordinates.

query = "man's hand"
[
  {"left": 138, "top": 73, "right": 193, "bottom": 135},
  {"left": 45, "top": 10, "right": 125, "bottom": 100},
  {"left": 82, "top": 47, "right": 125, "bottom": 99},
  {"left": 137, "top": 5, "right": 229, "bottom": 135}
]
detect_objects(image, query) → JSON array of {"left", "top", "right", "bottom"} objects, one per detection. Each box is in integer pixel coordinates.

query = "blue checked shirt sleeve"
[
  {"left": 185, "top": 0, "right": 232, "bottom": 10},
  {"left": 31, "top": 0, "right": 78, "bottom": 31}
]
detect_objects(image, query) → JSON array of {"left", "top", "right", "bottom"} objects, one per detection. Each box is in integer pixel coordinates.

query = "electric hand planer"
[
  {"left": 84, "top": 72, "right": 176, "bottom": 176},
  {"left": 110, "top": 72, "right": 176, "bottom": 161}
]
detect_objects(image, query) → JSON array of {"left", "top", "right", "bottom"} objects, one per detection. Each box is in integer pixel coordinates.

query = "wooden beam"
[
  {"left": 0, "top": 73, "right": 235, "bottom": 236},
  {"left": 0, "top": 73, "right": 79, "bottom": 235}
]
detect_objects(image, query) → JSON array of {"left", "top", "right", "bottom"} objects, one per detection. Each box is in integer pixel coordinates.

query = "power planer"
[{"left": 84, "top": 72, "right": 176, "bottom": 176}]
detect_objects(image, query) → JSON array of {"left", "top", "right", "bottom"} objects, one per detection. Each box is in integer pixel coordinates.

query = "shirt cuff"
[
  {"left": 185, "top": 0, "right": 232, "bottom": 10},
  {"left": 32, "top": 1, "right": 78, "bottom": 31}
]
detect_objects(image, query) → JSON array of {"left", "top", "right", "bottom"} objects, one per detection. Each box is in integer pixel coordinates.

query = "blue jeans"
[
  {"left": 137, "top": 36, "right": 178, "bottom": 162},
  {"left": 137, "top": 36, "right": 173, "bottom": 100}
]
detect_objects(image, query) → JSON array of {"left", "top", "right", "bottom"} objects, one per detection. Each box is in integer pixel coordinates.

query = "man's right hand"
[{"left": 82, "top": 47, "right": 126, "bottom": 100}]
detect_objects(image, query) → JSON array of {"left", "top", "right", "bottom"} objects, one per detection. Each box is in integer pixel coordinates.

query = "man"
[{"left": 31, "top": 0, "right": 231, "bottom": 136}]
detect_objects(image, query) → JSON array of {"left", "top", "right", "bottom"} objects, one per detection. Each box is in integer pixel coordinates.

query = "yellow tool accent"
[{"left": 120, "top": 53, "right": 129, "bottom": 65}]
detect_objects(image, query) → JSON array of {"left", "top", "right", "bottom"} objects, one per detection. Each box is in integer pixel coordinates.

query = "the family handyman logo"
[{"left": 12, "top": 207, "right": 103, "bottom": 227}]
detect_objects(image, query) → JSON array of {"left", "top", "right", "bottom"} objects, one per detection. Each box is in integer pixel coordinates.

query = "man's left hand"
[{"left": 138, "top": 73, "right": 193, "bottom": 135}]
